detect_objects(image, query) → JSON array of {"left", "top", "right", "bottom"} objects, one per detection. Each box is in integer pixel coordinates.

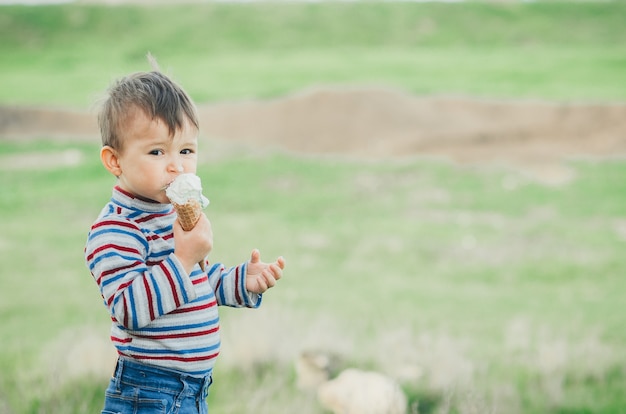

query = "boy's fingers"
[
  {"left": 263, "top": 269, "right": 277, "bottom": 287},
  {"left": 250, "top": 249, "right": 261, "bottom": 264},
  {"left": 256, "top": 276, "right": 268, "bottom": 292},
  {"left": 269, "top": 264, "right": 282, "bottom": 280}
]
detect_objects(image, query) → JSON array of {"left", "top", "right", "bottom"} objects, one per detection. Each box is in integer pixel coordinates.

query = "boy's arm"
[
  {"left": 207, "top": 249, "right": 284, "bottom": 308},
  {"left": 85, "top": 218, "right": 197, "bottom": 330},
  {"left": 207, "top": 261, "right": 261, "bottom": 308}
]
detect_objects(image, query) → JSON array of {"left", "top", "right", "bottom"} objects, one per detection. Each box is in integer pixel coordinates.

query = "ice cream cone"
[
  {"left": 172, "top": 199, "right": 202, "bottom": 231},
  {"left": 166, "top": 174, "right": 210, "bottom": 272},
  {"left": 172, "top": 199, "right": 206, "bottom": 271}
]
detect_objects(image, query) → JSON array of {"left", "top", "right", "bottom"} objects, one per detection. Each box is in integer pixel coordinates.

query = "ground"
[{"left": 2, "top": 86, "right": 625, "bottom": 184}]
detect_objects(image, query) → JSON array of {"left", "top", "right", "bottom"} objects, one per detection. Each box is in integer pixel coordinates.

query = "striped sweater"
[{"left": 85, "top": 186, "right": 261, "bottom": 376}]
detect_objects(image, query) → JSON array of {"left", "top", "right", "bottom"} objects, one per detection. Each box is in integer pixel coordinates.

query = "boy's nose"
[{"left": 168, "top": 159, "right": 184, "bottom": 173}]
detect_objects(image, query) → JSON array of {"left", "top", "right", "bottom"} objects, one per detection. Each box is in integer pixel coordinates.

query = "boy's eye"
[
  {"left": 181, "top": 149, "right": 194, "bottom": 155},
  {"left": 149, "top": 149, "right": 164, "bottom": 156}
]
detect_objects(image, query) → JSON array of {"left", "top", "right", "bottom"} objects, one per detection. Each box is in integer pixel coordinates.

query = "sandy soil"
[{"left": 2, "top": 86, "right": 625, "bottom": 180}]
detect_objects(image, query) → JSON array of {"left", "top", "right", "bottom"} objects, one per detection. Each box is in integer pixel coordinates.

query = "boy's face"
[{"left": 110, "top": 109, "right": 199, "bottom": 204}]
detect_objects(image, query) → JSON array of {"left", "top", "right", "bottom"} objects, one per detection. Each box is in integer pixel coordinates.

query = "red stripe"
[
  {"left": 214, "top": 266, "right": 224, "bottom": 293},
  {"left": 123, "top": 296, "right": 129, "bottom": 328},
  {"left": 130, "top": 353, "right": 219, "bottom": 363},
  {"left": 87, "top": 243, "right": 140, "bottom": 262},
  {"left": 117, "top": 279, "right": 133, "bottom": 291},
  {"left": 192, "top": 275, "right": 208, "bottom": 285},
  {"left": 234, "top": 266, "right": 242, "bottom": 304},
  {"left": 106, "top": 279, "right": 134, "bottom": 307},
  {"left": 143, "top": 276, "right": 155, "bottom": 321},
  {"left": 170, "top": 299, "right": 216, "bottom": 314},
  {"left": 134, "top": 326, "right": 219, "bottom": 341},
  {"left": 97, "top": 260, "right": 142, "bottom": 285},
  {"left": 111, "top": 336, "right": 132, "bottom": 343},
  {"left": 147, "top": 234, "right": 174, "bottom": 242},
  {"left": 136, "top": 213, "right": 170, "bottom": 223},
  {"left": 115, "top": 186, "right": 135, "bottom": 199},
  {"left": 161, "top": 262, "right": 181, "bottom": 308},
  {"left": 91, "top": 219, "right": 139, "bottom": 232}
]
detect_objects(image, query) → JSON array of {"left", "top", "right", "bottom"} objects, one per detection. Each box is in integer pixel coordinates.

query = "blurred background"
[{"left": 1, "top": 1, "right": 625, "bottom": 413}]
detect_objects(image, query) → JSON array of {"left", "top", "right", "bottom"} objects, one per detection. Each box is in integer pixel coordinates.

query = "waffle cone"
[
  {"left": 172, "top": 199, "right": 206, "bottom": 271},
  {"left": 172, "top": 199, "right": 203, "bottom": 231}
]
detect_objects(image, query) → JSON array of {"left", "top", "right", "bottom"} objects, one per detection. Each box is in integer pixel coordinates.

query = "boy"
[{"left": 85, "top": 67, "right": 285, "bottom": 414}]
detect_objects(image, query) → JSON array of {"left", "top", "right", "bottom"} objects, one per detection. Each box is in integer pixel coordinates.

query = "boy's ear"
[{"left": 100, "top": 146, "right": 122, "bottom": 177}]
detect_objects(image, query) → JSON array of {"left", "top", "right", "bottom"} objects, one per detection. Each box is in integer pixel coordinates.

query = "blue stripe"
[
  {"left": 147, "top": 251, "right": 173, "bottom": 263},
  {"left": 192, "top": 293, "right": 213, "bottom": 302},
  {"left": 89, "top": 227, "right": 149, "bottom": 252},
  {"left": 153, "top": 225, "right": 173, "bottom": 236},
  {"left": 92, "top": 251, "right": 144, "bottom": 275},
  {"left": 100, "top": 271, "right": 128, "bottom": 289},
  {"left": 91, "top": 250, "right": 137, "bottom": 269},
  {"left": 150, "top": 273, "right": 164, "bottom": 316},
  {"left": 127, "top": 210, "right": 143, "bottom": 219},
  {"left": 168, "top": 259, "right": 189, "bottom": 304},
  {"left": 208, "top": 264, "right": 227, "bottom": 304},
  {"left": 111, "top": 198, "right": 171, "bottom": 215},
  {"left": 118, "top": 342, "right": 220, "bottom": 355},
  {"left": 217, "top": 279, "right": 226, "bottom": 305},
  {"left": 253, "top": 294, "right": 261, "bottom": 307},
  {"left": 189, "top": 268, "right": 204, "bottom": 278},
  {"left": 128, "top": 284, "right": 138, "bottom": 329},
  {"left": 238, "top": 264, "right": 246, "bottom": 305},
  {"left": 112, "top": 293, "right": 122, "bottom": 310},
  {"left": 139, "top": 318, "right": 219, "bottom": 333},
  {"left": 110, "top": 198, "right": 131, "bottom": 210}
]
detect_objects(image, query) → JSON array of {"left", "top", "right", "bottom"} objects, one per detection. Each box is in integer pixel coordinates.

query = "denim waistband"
[{"left": 114, "top": 356, "right": 212, "bottom": 400}]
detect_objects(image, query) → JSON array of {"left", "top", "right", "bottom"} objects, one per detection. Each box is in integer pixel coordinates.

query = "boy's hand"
[
  {"left": 245, "top": 249, "right": 285, "bottom": 294},
  {"left": 173, "top": 213, "right": 213, "bottom": 274}
]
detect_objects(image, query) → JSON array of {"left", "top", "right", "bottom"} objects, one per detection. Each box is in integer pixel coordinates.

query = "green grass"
[
  {"left": 1, "top": 140, "right": 625, "bottom": 413},
  {"left": 1, "top": 2, "right": 626, "bottom": 106}
]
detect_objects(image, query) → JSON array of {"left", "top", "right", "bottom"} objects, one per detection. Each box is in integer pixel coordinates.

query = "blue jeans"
[{"left": 101, "top": 357, "right": 212, "bottom": 414}]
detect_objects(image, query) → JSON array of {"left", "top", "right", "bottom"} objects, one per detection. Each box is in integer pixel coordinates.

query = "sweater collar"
[{"left": 111, "top": 186, "right": 173, "bottom": 215}]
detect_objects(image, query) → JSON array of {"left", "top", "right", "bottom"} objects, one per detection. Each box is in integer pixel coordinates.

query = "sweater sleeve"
[
  {"left": 85, "top": 218, "right": 197, "bottom": 330},
  {"left": 207, "top": 261, "right": 262, "bottom": 308}
]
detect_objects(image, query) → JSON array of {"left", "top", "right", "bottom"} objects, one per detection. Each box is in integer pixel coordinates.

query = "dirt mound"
[{"left": 2, "top": 87, "right": 625, "bottom": 167}]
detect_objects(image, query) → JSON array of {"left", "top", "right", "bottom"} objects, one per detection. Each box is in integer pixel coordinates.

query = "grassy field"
[
  {"left": 1, "top": 140, "right": 625, "bottom": 413},
  {"left": 1, "top": 2, "right": 626, "bottom": 414},
  {"left": 1, "top": 2, "right": 626, "bottom": 106}
]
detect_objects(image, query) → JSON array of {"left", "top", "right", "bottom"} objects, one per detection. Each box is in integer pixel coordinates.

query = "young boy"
[{"left": 85, "top": 68, "right": 285, "bottom": 414}]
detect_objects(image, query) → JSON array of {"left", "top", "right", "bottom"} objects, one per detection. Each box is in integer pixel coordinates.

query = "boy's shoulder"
[
  {"left": 90, "top": 205, "right": 143, "bottom": 233},
  {"left": 91, "top": 198, "right": 174, "bottom": 234}
]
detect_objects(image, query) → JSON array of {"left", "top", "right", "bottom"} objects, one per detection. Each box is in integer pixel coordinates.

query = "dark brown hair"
[{"left": 98, "top": 69, "right": 199, "bottom": 150}]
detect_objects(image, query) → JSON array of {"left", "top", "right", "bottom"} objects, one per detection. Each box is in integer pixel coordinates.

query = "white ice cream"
[{"left": 166, "top": 173, "right": 210, "bottom": 208}]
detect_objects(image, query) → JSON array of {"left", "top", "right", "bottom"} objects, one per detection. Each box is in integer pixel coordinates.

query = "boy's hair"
[{"left": 98, "top": 70, "right": 199, "bottom": 150}]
